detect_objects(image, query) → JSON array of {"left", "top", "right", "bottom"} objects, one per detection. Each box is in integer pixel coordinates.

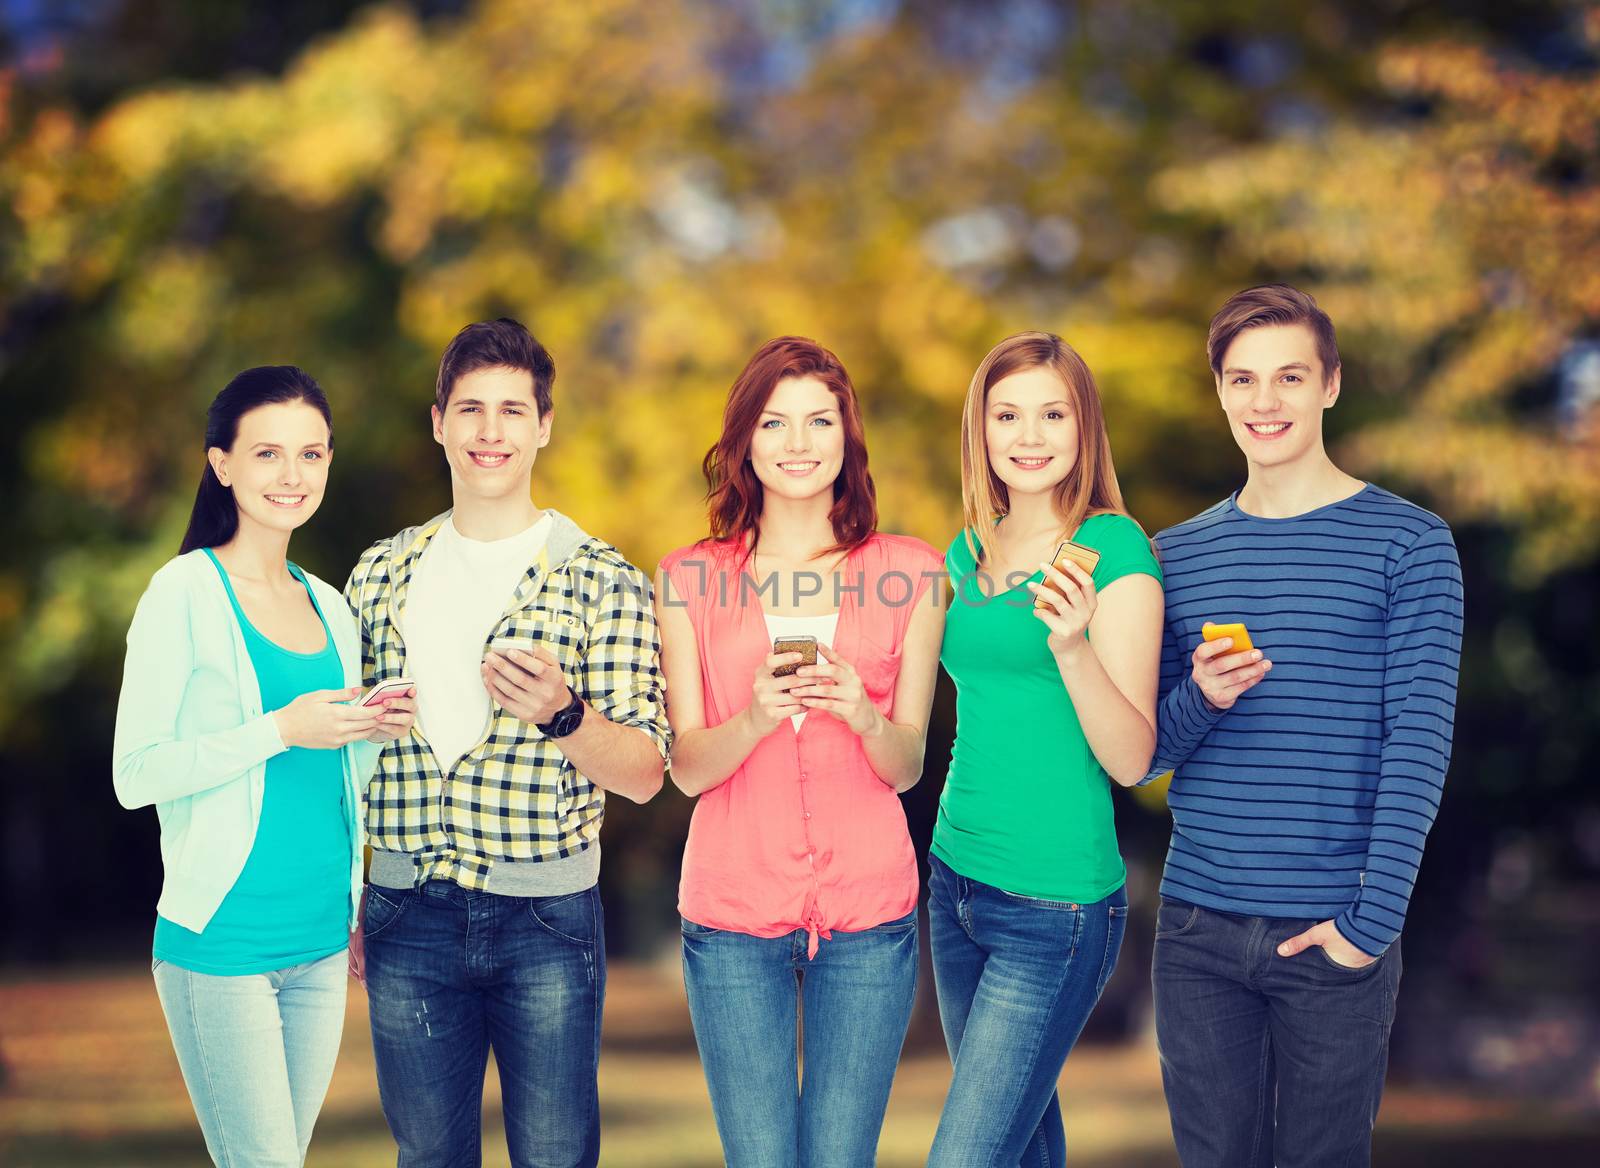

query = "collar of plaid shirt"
[{"left": 348, "top": 508, "right": 669, "bottom": 893}]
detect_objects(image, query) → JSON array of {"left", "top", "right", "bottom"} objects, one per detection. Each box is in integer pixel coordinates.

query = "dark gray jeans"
[{"left": 1152, "top": 897, "right": 1401, "bottom": 1168}]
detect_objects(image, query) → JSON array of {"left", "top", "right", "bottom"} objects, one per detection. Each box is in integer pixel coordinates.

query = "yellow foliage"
[
  {"left": 4, "top": 0, "right": 1600, "bottom": 715},
  {"left": 1159, "top": 36, "right": 1600, "bottom": 572},
  {"left": 110, "top": 249, "right": 225, "bottom": 365}
]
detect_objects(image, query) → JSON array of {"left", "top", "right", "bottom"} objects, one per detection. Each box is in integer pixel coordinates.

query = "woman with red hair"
[{"left": 655, "top": 336, "right": 944, "bottom": 1166}]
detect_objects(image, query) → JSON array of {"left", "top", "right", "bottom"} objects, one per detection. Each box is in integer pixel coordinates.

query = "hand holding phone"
[
  {"left": 1192, "top": 621, "right": 1269, "bottom": 711},
  {"left": 275, "top": 687, "right": 383, "bottom": 750},
  {"left": 1034, "top": 539, "right": 1101, "bottom": 608},
  {"left": 1029, "top": 543, "right": 1100, "bottom": 660},
  {"left": 482, "top": 645, "right": 571, "bottom": 726},
  {"left": 748, "top": 638, "right": 811, "bottom": 736},
  {"left": 354, "top": 678, "right": 417, "bottom": 743},
  {"left": 792, "top": 643, "right": 878, "bottom": 736}
]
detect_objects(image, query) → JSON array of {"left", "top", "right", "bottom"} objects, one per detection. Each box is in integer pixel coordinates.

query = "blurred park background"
[{"left": 2, "top": 0, "right": 1599, "bottom": 1164}]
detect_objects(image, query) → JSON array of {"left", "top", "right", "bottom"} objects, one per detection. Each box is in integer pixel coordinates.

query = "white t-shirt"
[
  {"left": 762, "top": 611, "right": 839, "bottom": 731},
  {"left": 403, "top": 513, "right": 554, "bottom": 773}
]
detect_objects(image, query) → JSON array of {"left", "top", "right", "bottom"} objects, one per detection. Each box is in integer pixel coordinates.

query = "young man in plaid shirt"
[{"left": 345, "top": 318, "right": 669, "bottom": 1168}]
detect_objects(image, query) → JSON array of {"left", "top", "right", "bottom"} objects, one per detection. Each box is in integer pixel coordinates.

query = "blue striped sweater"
[{"left": 1143, "top": 484, "right": 1463, "bottom": 956}]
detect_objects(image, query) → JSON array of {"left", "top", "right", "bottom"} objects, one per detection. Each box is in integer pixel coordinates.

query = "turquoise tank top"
[{"left": 152, "top": 550, "right": 352, "bottom": 975}]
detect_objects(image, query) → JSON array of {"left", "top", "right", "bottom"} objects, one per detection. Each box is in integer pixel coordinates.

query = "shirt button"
[{"left": 803, "top": 812, "right": 811, "bottom": 819}]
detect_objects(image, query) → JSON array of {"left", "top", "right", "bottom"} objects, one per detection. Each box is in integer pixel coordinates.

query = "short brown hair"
[
  {"left": 435, "top": 318, "right": 555, "bottom": 414},
  {"left": 1207, "top": 284, "right": 1339, "bottom": 382},
  {"left": 702, "top": 336, "right": 877, "bottom": 557}
]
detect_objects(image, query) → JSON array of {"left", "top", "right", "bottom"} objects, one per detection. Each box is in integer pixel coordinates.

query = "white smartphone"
[{"left": 355, "top": 677, "right": 414, "bottom": 707}]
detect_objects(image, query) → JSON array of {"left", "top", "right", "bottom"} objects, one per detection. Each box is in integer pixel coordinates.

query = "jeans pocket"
[
  {"left": 1154, "top": 897, "right": 1200, "bottom": 939},
  {"left": 1302, "top": 945, "right": 1395, "bottom": 1026},
  {"left": 1313, "top": 945, "right": 1384, "bottom": 977},
  {"left": 998, "top": 889, "right": 1083, "bottom": 911},
  {"left": 363, "top": 886, "right": 411, "bottom": 940},
  {"left": 990, "top": 887, "right": 1086, "bottom": 958},
  {"left": 680, "top": 917, "right": 722, "bottom": 938},
  {"left": 867, "top": 909, "right": 918, "bottom": 934},
  {"left": 526, "top": 888, "right": 597, "bottom": 947}
]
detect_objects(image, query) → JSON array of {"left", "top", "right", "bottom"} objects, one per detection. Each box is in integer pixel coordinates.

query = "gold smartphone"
[
  {"left": 772, "top": 635, "right": 818, "bottom": 677},
  {"left": 1034, "top": 539, "right": 1102, "bottom": 608}
]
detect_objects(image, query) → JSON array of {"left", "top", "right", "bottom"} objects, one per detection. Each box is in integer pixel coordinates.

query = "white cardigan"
[{"left": 112, "top": 550, "right": 379, "bottom": 933}]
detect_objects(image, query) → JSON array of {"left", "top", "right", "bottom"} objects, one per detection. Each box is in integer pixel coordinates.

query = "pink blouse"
[{"left": 661, "top": 533, "right": 944, "bottom": 956}]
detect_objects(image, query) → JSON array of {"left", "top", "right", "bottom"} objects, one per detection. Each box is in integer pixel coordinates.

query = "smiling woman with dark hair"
[
  {"left": 655, "top": 336, "right": 945, "bottom": 1167},
  {"left": 112, "top": 366, "right": 414, "bottom": 1167}
]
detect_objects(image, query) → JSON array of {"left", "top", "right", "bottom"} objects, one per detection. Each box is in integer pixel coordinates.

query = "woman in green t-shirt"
[{"left": 927, "top": 332, "right": 1164, "bottom": 1166}]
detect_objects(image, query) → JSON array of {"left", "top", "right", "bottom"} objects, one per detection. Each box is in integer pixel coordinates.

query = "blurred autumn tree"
[
  {"left": 1161, "top": 25, "right": 1600, "bottom": 581},
  {"left": 1, "top": 0, "right": 1596, "bottom": 1077}
]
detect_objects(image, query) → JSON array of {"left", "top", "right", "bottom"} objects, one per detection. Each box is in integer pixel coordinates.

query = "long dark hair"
[{"left": 179, "top": 366, "right": 333, "bottom": 555}]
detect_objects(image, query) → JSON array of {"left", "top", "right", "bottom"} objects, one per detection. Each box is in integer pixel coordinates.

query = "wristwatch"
[{"left": 537, "top": 688, "right": 586, "bottom": 739}]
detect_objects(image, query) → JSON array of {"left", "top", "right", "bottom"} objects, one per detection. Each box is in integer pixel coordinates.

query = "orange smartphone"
[
  {"left": 1201, "top": 621, "right": 1255, "bottom": 653},
  {"left": 772, "top": 636, "right": 818, "bottom": 677},
  {"left": 1034, "top": 539, "right": 1102, "bottom": 608}
]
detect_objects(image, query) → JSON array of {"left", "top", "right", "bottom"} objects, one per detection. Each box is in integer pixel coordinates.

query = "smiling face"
[
  {"left": 431, "top": 365, "right": 551, "bottom": 504},
  {"left": 1216, "top": 323, "right": 1341, "bottom": 470},
  {"left": 208, "top": 400, "right": 331, "bottom": 538},
  {"left": 984, "top": 365, "right": 1080, "bottom": 501},
  {"left": 749, "top": 374, "right": 846, "bottom": 503}
]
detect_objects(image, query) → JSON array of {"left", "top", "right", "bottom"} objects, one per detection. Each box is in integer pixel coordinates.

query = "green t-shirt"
[{"left": 933, "top": 512, "right": 1162, "bottom": 902}]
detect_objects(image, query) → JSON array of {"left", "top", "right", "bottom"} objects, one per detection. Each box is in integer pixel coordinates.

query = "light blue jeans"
[
  {"left": 681, "top": 909, "right": 918, "bottom": 1168},
  {"left": 152, "top": 949, "right": 347, "bottom": 1167},
  {"left": 927, "top": 855, "right": 1128, "bottom": 1167}
]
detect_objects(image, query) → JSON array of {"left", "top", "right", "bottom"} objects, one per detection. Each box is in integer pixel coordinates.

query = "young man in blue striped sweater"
[{"left": 1145, "top": 285, "right": 1463, "bottom": 1167}]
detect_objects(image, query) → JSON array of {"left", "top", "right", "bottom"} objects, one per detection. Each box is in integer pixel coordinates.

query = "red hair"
[{"left": 702, "top": 336, "right": 877, "bottom": 559}]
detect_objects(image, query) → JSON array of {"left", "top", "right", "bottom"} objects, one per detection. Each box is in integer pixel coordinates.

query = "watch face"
[{"left": 543, "top": 694, "right": 584, "bottom": 738}]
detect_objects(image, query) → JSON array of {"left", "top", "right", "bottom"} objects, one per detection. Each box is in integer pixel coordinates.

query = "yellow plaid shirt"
[{"left": 344, "top": 510, "right": 669, "bottom": 890}]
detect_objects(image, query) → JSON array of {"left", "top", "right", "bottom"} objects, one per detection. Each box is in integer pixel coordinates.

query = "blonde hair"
[{"left": 959, "top": 332, "right": 1129, "bottom": 561}]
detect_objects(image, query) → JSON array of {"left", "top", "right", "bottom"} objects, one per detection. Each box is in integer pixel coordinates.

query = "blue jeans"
[
  {"left": 927, "top": 854, "right": 1128, "bottom": 1167},
  {"left": 681, "top": 909, "right": 917, "bottom": 1167},
  {"left": 1152, "top": 898, "right": 1401, "bottom": 1168},
  {"left": 152, "top": 948, "right": 347, "bottom": 1167},
  {"left": 363, "top": 881, "right": 605, "bottom": 1168}
]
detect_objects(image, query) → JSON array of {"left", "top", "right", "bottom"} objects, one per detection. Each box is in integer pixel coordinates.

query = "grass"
[{"left": 2, "top": 960, "right": 1597, "bottom": 1166}]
